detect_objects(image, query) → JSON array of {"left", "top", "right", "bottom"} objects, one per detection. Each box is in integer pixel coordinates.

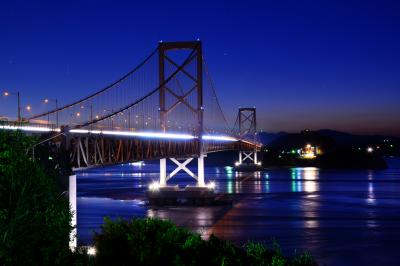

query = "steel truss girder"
[{"left": 68, "top": 135, "right": 200, "bottom": 169}]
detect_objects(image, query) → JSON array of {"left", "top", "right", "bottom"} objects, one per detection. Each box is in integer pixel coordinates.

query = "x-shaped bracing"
[
  {"left": 163, "top": 54, "right": 199, "bottom": 116},
  {"left": 166, "top": 158, "right": 198, "bottom": 181},
  {"left": 242, "top": 151, "right": 255, "bottom": 162},
  {"left": 240, "top": 113, "right": 255, "bottom": 136}
]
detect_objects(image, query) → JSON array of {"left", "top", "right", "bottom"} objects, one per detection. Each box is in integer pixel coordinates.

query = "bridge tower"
[
  {"left": 156, "top": 41, "right": 208, "bottom": 188},
  {"left": 235, "top": 107, "right": 261, "bottom": 168}
]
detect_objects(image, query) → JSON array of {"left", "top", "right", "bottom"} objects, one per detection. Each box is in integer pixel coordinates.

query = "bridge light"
[
  {"left": 95, "top": 115, "right": 99, "bottom": 119},
  {"left": 257, "top": 161, "right": 262, "bottom": 166},
  {"left": 76, "top": 112, "right": 80, "bottom": 117},
  {"left": 3, "top": 91, "right": 9, "bottom": 96},
  {"left": 87, "top": 246, "right": 96, "bottom": 256},
  {"left": 367, "top": 147, "right": 374, "bottom": 153},
  {"left": 149, "top": 182, "right": 160, "bottom": 191},
  {"left": 44, "top": 99, "right": 49, "bottom": 103},
  {"left": 235, "top": 161, "right": 240, "bottom": 166},
  {"left": 206, "top": 181, "right": 216, "bottom": 190},
  {"left": 202, "top": 135, "right": 237, "bottom": 141},
  {"left": 26, "top": 105, "right": 31, "bottom": 111}
]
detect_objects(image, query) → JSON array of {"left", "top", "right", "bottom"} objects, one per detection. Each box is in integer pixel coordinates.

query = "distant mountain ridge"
[{"left": 257, "top": 131, "right": 288, "bottom": 145}]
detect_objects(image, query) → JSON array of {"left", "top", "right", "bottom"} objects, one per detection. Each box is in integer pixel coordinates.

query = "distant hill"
[
  {"left": 257, "top": 131, "right": 288, "bottom": 145},
  {"left": 261, "top": 130, "right": 389, "bottom": 169},
  {"left": 265, "top": 130, "right": 336, "bottom": 151}
]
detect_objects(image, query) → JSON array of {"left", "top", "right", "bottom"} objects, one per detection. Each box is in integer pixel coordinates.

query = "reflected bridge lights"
[{"left": 291, "top": 167, "right": 319, "bottom": 193}]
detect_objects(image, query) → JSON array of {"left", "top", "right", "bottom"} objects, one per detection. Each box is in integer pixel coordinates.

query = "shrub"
[{"left": 94, "top": 217, "right": 317, "bottom": 266}]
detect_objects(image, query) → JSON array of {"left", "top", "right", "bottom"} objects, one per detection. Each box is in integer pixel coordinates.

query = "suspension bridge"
[{"left": 1, "top": 41, "right": 261, "bottom": 188}]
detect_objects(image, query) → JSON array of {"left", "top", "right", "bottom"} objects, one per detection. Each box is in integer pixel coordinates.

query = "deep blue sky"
[{"left": 1, "top": 0, "right": 399, "bottom": 136}]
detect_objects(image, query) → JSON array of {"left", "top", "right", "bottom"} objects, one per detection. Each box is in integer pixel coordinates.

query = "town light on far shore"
[{"left": 367, "top": 147, "right": 374, "bottom": 153}]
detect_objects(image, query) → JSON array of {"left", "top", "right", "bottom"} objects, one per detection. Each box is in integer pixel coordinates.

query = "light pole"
[
  {"left": 44, "top": 98, "right": 59, "bottom": 127},
  {"left": 3, "top": 91, "right": 21, "bottom": 122}
]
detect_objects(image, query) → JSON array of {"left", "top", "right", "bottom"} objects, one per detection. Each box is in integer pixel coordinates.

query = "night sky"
[{"left": 1, "top": 1, "right": 399, "bottom": 136}]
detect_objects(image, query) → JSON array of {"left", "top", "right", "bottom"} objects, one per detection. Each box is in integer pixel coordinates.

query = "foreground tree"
[{"left": 0, "top": 131, "right": 75, "bottom": 265}]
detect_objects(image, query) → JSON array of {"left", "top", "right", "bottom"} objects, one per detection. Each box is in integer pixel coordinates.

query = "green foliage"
[
  {"left": 0, "top": 131, "right": 76, "bottom": 265},
  {"left": 94, "top": 217, "right": 317, "bottom": 266}
]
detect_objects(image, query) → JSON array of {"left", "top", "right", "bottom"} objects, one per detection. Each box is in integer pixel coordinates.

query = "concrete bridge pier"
[
  {"left": 157, "top": 153, "right": 207, "bottom": 189},
  {"left": 148, "top": 153, "right": 215, "bottom": 205}
]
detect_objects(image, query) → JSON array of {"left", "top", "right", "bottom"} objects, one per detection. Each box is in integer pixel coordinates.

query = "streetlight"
[
  {"left": 44, "top": 98, "right": 59, "bottom": 127},
  {"left": 3, "top": 90, "right": 21, "bottom": 122}
]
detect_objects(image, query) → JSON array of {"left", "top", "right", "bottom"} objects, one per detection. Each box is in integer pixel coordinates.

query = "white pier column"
[
  {"left": 160, "top": 158, "right": 167, "bottom": 187},
  {"left": 254, "top": 151, "right": 258, "bottom": 164},
  {"left": 197, "top": 154, "right": 205, "bottom": 187},
  {"left": 239, "top": 152, "right": 242, "bottom": 164},
  {"left": 69, "top": 174, "right": 77, "bottom": 251}
]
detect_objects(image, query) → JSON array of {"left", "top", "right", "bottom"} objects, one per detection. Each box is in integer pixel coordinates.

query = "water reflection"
[
  {"left": 254, "top": 171, "right": 261, "bottom": 193},
  {"left": 367, "top": 171, "right": 376, "bottom": 205},
  {"left": 291, "top": 167, "right": 319, "bottom": 193},
  {"left": 265, "top": 173, "right": 270, "bottom": 193},
  {"left": 225, "top": 166, "right": 234, "bottom": 194}
]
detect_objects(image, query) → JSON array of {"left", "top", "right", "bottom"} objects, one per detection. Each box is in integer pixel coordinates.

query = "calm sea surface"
[{"left": 76, "top": 157, "right": 400, "bottom": 266}]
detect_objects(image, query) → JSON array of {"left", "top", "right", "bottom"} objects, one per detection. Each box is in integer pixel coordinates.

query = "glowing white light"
[
  {"left": 149, "top": 182, "right": 160, "bottom": 191},
  {"left": 130, "top": 161, "right": 144, "bottom": 166},
  {"left": 202, "top": 135, "right": 237, "bottom": 141},
  {"left": 0, "top": 125, "right": 61, "bottom": 132},
  {"left": 257, "top": 161, "right": 262, "bottom": 166},
  {"left": 69, "top": 129, "right": 196, "bottom": 140},
  {"left": 87, "top": 246, "right": 96, "bottom": 256},
  {"left": 206, "top": 181, "right": 216, "bottom": 190},
  {"left": 367, "top": 147, "right": 374, "bottom": 153},
  {"left": 235, "top": 161, "right": 240, "bottom": 166}
]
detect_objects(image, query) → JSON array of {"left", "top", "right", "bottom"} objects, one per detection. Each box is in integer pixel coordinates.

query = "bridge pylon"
[
  {"left": 153, "top": 41, "right": 211, "bottom": 190},
  {"left": 235, "top": 107, "right": 262, "bottom": 170}
]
